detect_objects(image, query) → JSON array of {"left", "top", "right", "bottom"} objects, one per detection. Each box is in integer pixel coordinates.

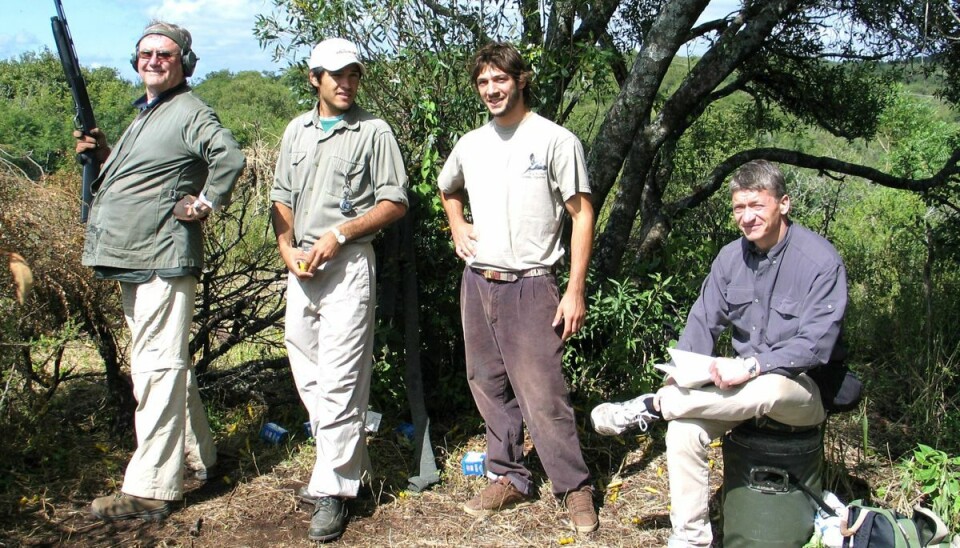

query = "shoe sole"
[
  {"left": 462, "top": 499, "right": 534, "bottom": 517},
  {"left": 307, "top": 529, "right": 345, "bottom": 542},
  {"left": 92, "top": 507, "right": 171, "bottom": 522},
  {"left": 572, "top": 519, "right": 599, "bottom": 533},
  {"left": 593, "top": 424, "right": 625, "bottom": 436},
  {"left": 590, "top": 406, "right": 627, "bottom": 436}
]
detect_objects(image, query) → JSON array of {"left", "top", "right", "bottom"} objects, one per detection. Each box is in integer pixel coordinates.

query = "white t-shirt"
[{"left": 437, "top": 113, "right": 590, "bottom": 272}]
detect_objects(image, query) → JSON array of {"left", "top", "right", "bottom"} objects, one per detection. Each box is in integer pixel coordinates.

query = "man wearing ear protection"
[
  {"left": 590, "top": 160, "right": 848, "bottom": 547},
  {"left": 270, "top": 37, "right": 407, "bottom": 542},
  {"left": 74, "top": 21, "right": 245, "bottom": 521}
]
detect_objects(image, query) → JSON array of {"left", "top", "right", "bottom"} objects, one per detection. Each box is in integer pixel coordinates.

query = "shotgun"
[{"left": 51, "top": 0, "right": 98, "bottom": 223}]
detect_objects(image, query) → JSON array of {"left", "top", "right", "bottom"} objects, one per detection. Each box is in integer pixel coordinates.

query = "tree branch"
[{"left": 672, "top": 147, "right": 960, "bottom": 216}]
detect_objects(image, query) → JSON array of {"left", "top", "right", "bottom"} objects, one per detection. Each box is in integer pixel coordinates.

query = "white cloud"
[{"left": 141, "top": 0, "right": 280, "bottom": 76}]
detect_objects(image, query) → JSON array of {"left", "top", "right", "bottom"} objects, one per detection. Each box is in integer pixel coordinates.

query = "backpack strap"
[
  {"left": 787, "top": 472, "right": 838, "bottom": 517},
  {"left": 841, "top": 505, "right": 870, "bottom": 536}
]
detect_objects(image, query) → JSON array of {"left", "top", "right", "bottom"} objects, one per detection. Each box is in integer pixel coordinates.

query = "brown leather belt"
[{"left": 473, "top": 267, "right": 553, "bottom": 282}]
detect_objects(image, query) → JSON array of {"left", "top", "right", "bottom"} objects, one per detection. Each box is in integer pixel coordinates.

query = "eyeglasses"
[{"left": 137, "top": 49, "right": 178, "bottom": 61}]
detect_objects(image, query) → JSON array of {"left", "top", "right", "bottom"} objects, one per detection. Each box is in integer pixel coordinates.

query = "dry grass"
[{"left": 0, "top": 380, "right": 891, "bottom": 548}]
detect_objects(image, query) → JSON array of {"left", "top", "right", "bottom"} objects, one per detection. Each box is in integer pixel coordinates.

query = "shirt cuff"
[{"left": 197, "top": 192, "right": 215, "bottom": 211}]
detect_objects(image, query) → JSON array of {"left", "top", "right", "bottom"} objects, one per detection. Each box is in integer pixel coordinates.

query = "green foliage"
[
  {"left": 0, "top": 50, "right": 137, "bottom": 177},
  {"left": 878, "top": 84, "right": 959, "bottom": 179},
  {"left": 898, "top": 444, "right": 960, "bottom": 532},
  {"left": 565, "top": 273, "right": 685, "bottom": 399},
  {"left": 747, "top": 57, "right": 897, "bottom": 140},
  {"left": 192, "top": 70, "right": 301, "bottom": 147}
]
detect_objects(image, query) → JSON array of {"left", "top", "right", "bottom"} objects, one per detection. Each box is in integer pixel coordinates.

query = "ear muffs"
[{"left": 180, "top": 48, "right": 197, "bottom": 77}]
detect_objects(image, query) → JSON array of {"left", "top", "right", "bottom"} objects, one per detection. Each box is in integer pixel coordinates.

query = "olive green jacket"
[{"left": 82, "top": 84, "right": 245, "bottom": 271}]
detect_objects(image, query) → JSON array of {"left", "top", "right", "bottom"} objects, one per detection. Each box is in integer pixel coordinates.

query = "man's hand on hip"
[{"left": 450, "top": 222, "right": 478, "bottom": 264}]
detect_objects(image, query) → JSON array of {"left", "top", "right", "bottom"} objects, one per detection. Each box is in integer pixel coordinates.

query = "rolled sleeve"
[
  {"left": 371, "top": 129, "right": 409, "bottom": 206},
  {"left": 269, "top": 117, "right": 304, "bottom": 208}
]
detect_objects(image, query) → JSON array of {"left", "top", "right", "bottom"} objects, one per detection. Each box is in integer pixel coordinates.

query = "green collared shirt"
[{"left": 270, "top": 104, "right": 408, "bottom": 247}]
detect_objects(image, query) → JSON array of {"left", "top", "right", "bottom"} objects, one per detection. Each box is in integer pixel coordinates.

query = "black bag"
[
  {"left": 808, "top": 364, "right": 863, "bottom": 412},
  {"left": 840, "top": 499, "right": 952, "bottom": 547}
]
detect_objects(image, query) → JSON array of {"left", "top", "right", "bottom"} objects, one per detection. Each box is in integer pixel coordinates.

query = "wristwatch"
[
  {"left": 745, "top": 358, "right": 760, "bottom": 379},
  {"left": 332, "top": 227, "right": 347, "bottom": 245}
]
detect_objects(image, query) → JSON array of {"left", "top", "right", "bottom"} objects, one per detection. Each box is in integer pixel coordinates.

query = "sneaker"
[
  {"left": 308, "top": 496, "right": 347, "bottom": 542},
  {"left": 90, "top": 493, "right": 171, "bottom": 521},
  {"left": 564, "top": 486, "right": 599, "bottom": 533},
  {"left": 463, "top": 477, "right": 533, "bottom": 516},
  {"left": 590, "top": 393, "right": 661, "bottom": 436}
]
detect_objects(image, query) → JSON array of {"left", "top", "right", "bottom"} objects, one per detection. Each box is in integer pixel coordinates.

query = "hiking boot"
[
  {"left": 463, "top": 477, "right": 533, "bottom": 516},
  {"left": 564, "top": 486, "right": 599, "bottom": 533},
  {"left": 590, "top": 393, "right": 661, "bottom": 436},
  {"left": 90, "top": 493, "right": 171, "bottom": 521},
  {"left": 308, "top": 496, "right": 347, "bottom": 542}
]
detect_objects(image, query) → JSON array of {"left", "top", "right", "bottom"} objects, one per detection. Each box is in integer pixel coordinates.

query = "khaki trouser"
[
  {"left": 285, "top": 244, "right": 376, "bottom": 498},
  {"left": 120, "top": 275, "right": 216, "bottom": 501},
  {"left": 659, "top": 373, "right": 825, "bottom": 547}
]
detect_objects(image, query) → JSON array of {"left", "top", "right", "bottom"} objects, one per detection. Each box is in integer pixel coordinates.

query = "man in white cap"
[
  {"left": 270, "top": 37, "right": 408, "bottom": 542},
  {"left": 75, "top": 21, "right": 245, "bottom": 521}
]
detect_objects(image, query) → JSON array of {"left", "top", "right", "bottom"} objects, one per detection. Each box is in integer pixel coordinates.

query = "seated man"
[{"left": 591, "top": 160, "right": 847, "bottom": 548}]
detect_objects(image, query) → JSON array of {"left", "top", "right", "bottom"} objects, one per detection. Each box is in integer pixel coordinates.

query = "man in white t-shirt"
[{"left": 437, "top": 41, "right": 598, "bottom": 534}]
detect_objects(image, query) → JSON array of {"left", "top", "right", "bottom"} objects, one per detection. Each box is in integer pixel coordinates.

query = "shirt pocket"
[
  {"left": 289, "top": 150, "right": 309, "bottom": 170},
  {"left": 767, "top": 295, "right": 802, "bottom": 343},
  {"left": 724, "top": 287, "right": 754, "bottom": 322},
  {"left": 324, "top": 157, "right": 365, "bottom": 199}
]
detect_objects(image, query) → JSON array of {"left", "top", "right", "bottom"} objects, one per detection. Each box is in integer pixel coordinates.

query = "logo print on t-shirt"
[{"left": 523, "top": 153, "right": 547, "bottom": 177}]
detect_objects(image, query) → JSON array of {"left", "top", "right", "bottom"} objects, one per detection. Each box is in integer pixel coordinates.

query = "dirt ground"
[{"left": 3, "top": 410, "right": 883, "bottom": 548}]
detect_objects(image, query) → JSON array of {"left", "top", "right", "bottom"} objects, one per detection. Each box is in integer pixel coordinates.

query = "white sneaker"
[{"left": 590, "top": 394, "right": 660, "bottom": 436}]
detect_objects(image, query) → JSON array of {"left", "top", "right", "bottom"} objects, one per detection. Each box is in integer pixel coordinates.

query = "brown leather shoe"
[
  {"left": 90, "top": 493, "right": 171, "bottom": 521},
  {"left": 564, "top": 486, "right": 599, "bottom": 533},
  {"left": 463, "top": 477, "right": 533, "bottom": 516}
]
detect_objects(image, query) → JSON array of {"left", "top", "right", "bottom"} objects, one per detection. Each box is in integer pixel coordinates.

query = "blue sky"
[
  {"left": 2, "top": 0, "right": 285, "bottom": 81},
  {"left": 3, "top": 1, "right": 740, "bottom": 83}
]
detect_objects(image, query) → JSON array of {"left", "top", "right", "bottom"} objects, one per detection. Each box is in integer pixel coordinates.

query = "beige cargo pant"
[
  {"left": 659, "top": 373, "right": 825, "bottom": 547},
  {"left": 120, "top": 275, "right": 216, "bottom": 501}
]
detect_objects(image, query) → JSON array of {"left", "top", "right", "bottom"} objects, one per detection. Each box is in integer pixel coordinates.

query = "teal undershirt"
[{"left": 319, "top": 114, "right": 344, "bottom": 132}]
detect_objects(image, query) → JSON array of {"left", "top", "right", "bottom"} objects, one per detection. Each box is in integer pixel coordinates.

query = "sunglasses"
[{"left": 137, "top": 49, "right": 178, "bottom": 61}]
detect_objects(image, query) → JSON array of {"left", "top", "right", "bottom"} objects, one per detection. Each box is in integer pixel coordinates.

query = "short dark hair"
[
  {"left": 729, "top": 160, "right": 787, "bottom": 200},
  {"left": 469, "top": 42, "right": 532, "bottom": 104},
  {"left": 308, "top": 66, "right": 362, "bottom": 90}
]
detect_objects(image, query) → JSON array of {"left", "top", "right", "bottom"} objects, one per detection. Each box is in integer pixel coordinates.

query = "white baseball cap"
[{"left": 308, "top": 38, "right": 365, "bottom": 73}]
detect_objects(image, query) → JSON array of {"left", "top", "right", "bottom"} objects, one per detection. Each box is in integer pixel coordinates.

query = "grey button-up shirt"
[
  {"left": 270, "top": 104, "right": 408, "bottom": 247},
  {"left": 677, "top": 222, "right": 847, "bottom": 377}
]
